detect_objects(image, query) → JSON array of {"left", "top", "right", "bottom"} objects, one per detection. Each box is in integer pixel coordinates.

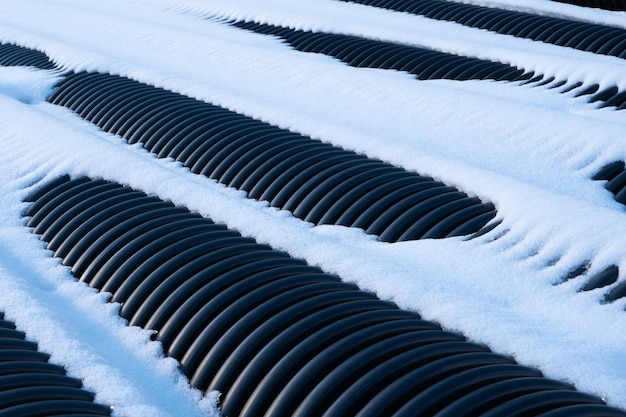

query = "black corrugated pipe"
[
  {"left": 47, "top": 71, "right": 498, "bottom": 242},
  {"left": 552, "top": 0, "right": 626, "bottom": 10},
  {"left": 23, "top": 175, "right": 626, "bottom": 417},
  {"left": 594, "top": 161, "right": 626, "bottom": 204},
  {"left": 558, "top": 262, "right": 626, "bottom": 304},
  {"left": 0, "top": 311, "right": 112, "bottom": 416},
  {"left": 231, "top": 22, "right": 626, "bottom": 109},
  {"left": 232, "top": 21, "right": 534, "bottom": 82},
  {"left": 337, "top": 0, "right": 626, "bottom": 60},
  {"left": 0, "top": 43, "right": 55, "bottom": 69},
  {"left": 3, "top": 38, "right": 626, "bottom": 111}
]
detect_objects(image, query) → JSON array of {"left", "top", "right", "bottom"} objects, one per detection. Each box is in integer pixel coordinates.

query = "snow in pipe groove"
[
  {"left": 584, "top": 162, "right": 626, "bottom": 303},
  {"left": 551, "top": 0, "right": 626, "bottom": 11},
  {"left": 231, "top": 21, "right": 533, "bottom": 82},
  {"left": 594, "top": 161, "right": 626, "bottom": 205},
  {"left": 537, "top": 161, "right": 626, "bottom": 305},
  {"left": 23, "top": 175, "right": 626, "bottom": 417},
  {"left": 3, "top": 26, "right": 624, "bottom": 120},
  {"left": 2, "top": 36, "right": 626, "bottom": 115},
  {"left": 337, "top": 0, "right": 626, "bottom": 60},
  {"left": 0, "top": 311, "right": 112, "bottom": 417},
  {"left": 558, "top": 262, "right": 626, "bottom": 304},
  {"left": 47, "top": 71, "right": 498, "bottom": 242},
  {"left": 0, "top": 43, "right": 55, "bottom": 70},
  {"left": 229, "top": 21, "right": 626, "bottom": 110}
]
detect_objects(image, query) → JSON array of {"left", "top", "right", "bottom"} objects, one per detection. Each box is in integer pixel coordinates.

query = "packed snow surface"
[{"left": 0, "top": 0, "right": 626, "bottom": 415}]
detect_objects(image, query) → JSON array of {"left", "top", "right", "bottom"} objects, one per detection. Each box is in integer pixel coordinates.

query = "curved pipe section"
[
  {"left": 594, "top": 161, "right": 626, "bottom": 204},
  {"left": 591, "top": 163, "right": 626, "bottom": 303},
  {"left": 338, "top": 0, "right": 626, "bottom": 59},
  {"left": 2, "top": 18, "right": 626, "bottom": 111},
  {"left": 48, "top": 71, "right": 498, "bottom": 242},
  {"left": 552, "top": 0, "right": 626, "bottom": 11},
  {"left": 23, "top": 175, "right": 626, "bottom": 417},
  {"left": 0, "top": 43, "right": 55, "bottom": 69},
  {"left": 232, "top": 21, "right": 532, "bottom": 82},
  {"left": 0, "top": 312, "right": 111, "bottom": 416},
  {"left": 223, "top": 19, "right": 626, "bottom": 110}
]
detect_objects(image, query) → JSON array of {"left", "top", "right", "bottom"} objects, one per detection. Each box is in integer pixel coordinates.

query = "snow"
[
  {"left": 458, "top": 0, "right": 626, "bottom": 29},
  {"left": 0, "top": 0, "right": 626, "bottom": 414}
]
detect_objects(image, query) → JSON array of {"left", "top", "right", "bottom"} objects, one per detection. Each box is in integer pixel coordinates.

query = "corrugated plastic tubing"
[
  {"left": 231, "top": 21, "right": 626, "bottom": 110},
  {"left": 226, "top": 21, "right": 625, "bottom": 110},
  {"left": 3, "top": 11, "right": 626, "bottom": 111},
  {"left": 594, "top": 161, "right": 626, "bottom": 204},
  {"left": 563, "top": 262, "right": 626, "bottom": 303},
  {"left": 0, "top": 311, "right": 111, "bottom": 417},
  {"left": 47, "top": 71, "right": 498, "bottom": 242},
  {"left": 4, "top": 41, "right": 625, "bottom": 299},
  {"left": 0, "top": 43, "right": 55, "bottom": 69},
  {"left": 333, "top": 0, "right": 626, "bottom": 108},
  {"left": 24, "top": 175, "right": 626, "bottom": 417},
  {"left": 551, "top": 0, "right": 626, "bottom": 10},
  {"left": 338, "top": 0, "right": 626, "bottom": 60},
  {"left": 232, "top": 21, "right": 534, "bottom": 82},
  {"left": 583, "top": 161, "right": 626, "bottom": 304},
  {"left": 232, "top": 22, "right": 626, "bottom": 109},
  {"left": 1, "top": 35, "right": 624, "bottom": 111}
]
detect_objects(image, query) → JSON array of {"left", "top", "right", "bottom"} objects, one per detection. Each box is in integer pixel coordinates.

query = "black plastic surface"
[{"left": 23, "top": 174, "right": 626, "bottom": 416}]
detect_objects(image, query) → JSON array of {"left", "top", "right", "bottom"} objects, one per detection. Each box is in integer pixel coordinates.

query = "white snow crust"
[{"left": 0, "top": 0, "right": 625, "bottom": 414}]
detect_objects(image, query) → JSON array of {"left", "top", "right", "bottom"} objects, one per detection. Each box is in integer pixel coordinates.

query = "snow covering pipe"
[
  {"left": 1, "top": 39, "right": 625, "bottom": 111},
  {"left": 232, "top": 21, "right": 533, "bottom": 82},
  {"left": 557, "top": 261, "right": 625, "bottom": 301},
  {"left": 338, "top": 0, "right": 626, "bottom": 60},
  {"left": 594, "top": 161, "right": 626, "bottom": 204},
  {"left": 24, "top": 176, "right": 626, "bottom": 417},
  {"left": 227, "top": 22, "right": 626, "bottom": 111},
  {"left": 593, "top": 161, "right": 626, "bottom": 204},
  {"left": 47, "top": 71, "right": 498, "bottom": 242},
  {"left": 567, "top": 263, "right": 626, "bottom": 304},
  {"left": 0, "top": 312, "right": 112, "bottom": 416},
  {"left": 0, "top": 43, "right": 55, "bottom": 69},
  {"left": 552, "top": 0, "right": 626, "bottom": 11}
]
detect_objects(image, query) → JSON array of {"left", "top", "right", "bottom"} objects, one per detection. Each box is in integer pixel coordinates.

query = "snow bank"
[{"left": 0, "top": 0, "right": 625, "bottom": 410}]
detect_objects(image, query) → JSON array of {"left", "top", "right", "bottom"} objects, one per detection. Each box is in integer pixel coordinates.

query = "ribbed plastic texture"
[
  {"left": 24, "top": 175, "right": 626, "bottom": 417},
  {"left": 570, "top": 263, "right": 625, "bottom": 300},
  {"left": 229, "top": 21, "right": 626, "bottom": 110},
  {"left": 0, "top": 43, "right": 55, "bottom": 69},
  {"left": 0, "top": 311, "right": 111, "bottom": 417},
  {"left": 553, "top": 260, "right": 626, "bottom": 306},
  {"left": 2, "top": 33, "right": 625, "bottom": 111},
  {"left": 594, "top": 161, "right": 626, "bottom": 204},
  {"left": 338, "top": 0, "right": 626, "bottom": 59},
  {"left": 548, "top": 163, "right": 626, "bottom": 303},
  {"left": 552, "top": 0, "right": 626, "bottom": 10},
  {"left": 233, "top": 21, "right": 533, "bottom": 82},
  {"left": 47, "top": 71, "right": 498, "bottom": 242}
]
